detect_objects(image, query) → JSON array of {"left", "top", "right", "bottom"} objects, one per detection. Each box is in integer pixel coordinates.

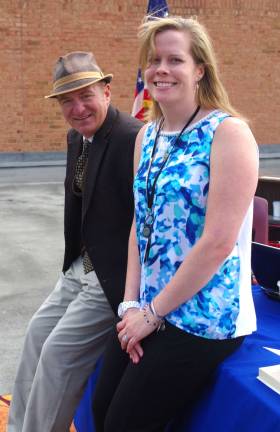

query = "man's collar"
[{"left": 83, "top": 136, "right": 94, "bottom": 143}]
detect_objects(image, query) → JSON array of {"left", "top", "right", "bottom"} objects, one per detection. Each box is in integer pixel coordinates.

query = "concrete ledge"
[
  {"left": 259, "top": 144, "right": 280, "bottom": 159},
  {"left": 0, "top": 152, "right": 66, "bottom": 168},
  {"left": 1, "top": 145, "right": 280, "bottom": 167},
  {"left": 0, "top": 160, "right": 66, "bottom": 168}
]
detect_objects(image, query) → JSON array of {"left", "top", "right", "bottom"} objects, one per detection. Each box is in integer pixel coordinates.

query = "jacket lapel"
[{"left": 82, "top": 105, "right": 118, "bottom": 217}]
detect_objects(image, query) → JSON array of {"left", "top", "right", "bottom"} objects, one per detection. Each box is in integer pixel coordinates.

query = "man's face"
[{"left": 57, "top": 82, "right": 111, "bottom": 138}]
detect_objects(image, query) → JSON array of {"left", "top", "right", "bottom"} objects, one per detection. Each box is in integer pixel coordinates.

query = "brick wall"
[{"left": 0, "top": 0, "right": 279, "bottom": 152}]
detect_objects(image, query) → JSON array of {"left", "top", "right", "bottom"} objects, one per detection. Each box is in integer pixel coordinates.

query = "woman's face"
[{"left": 145, "top": 29, "right": 203, "bottom": 109}]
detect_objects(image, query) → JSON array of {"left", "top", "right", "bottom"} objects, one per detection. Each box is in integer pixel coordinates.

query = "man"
[{"left": 7, "top": 51, "right": 142, "bottom": 432}]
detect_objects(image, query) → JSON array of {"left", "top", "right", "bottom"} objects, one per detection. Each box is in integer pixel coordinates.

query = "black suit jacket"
[{"left": 63, "top": 105, "right": 142, "bottom": 312}]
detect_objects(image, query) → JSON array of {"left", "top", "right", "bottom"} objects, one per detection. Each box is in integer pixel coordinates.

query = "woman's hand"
[
  {"left": 117, "top": 307, "right": 161, "bottom": 363},
  {"left": 117, "top": 309, "right": 144, "bottom": 363}
]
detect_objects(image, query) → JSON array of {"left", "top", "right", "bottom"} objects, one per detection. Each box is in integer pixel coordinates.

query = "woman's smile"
[{"left": 145, "top": 29, "right": 202, "bottom": 109}]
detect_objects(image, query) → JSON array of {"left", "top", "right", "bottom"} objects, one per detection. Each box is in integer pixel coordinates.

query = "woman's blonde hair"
[{"left": 138, "top": 15, "right": 243, "bottom": 122}]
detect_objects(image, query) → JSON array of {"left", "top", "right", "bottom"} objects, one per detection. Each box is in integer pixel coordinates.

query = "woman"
[{"left": 93, "top": 15, "right": 258, "bottom": 431}]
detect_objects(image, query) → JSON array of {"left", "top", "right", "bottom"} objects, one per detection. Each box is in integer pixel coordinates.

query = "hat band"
[{"left": 53, "top": 71, "right": 104, "bottom": 90}]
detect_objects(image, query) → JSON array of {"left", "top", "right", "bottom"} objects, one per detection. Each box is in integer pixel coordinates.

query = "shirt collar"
[{"left": 83, "top": 135, "right": 94, "bottom": 143}]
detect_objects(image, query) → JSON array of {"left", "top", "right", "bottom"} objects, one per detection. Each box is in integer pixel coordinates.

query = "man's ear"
[{"left": 103, "top": 83, "right": 111, "bottom": 102}]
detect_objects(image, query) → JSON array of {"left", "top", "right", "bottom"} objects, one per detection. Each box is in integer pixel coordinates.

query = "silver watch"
[{"left": 117, "top": 301, "right": 140, "bottom": 318}]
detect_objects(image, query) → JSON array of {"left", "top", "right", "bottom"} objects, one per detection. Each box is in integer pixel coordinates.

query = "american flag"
[{"left": 131, "top": 0, "right": 169, "bottom": 121}]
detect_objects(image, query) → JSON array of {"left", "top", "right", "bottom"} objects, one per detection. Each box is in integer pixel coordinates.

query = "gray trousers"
[{"left": 7, "top": 256, "right": 115, "bottom": 432}]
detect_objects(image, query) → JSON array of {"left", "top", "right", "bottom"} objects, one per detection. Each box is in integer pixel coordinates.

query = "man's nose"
[{"left": 72, "top": 99, "right": 86, "bottom": 114}]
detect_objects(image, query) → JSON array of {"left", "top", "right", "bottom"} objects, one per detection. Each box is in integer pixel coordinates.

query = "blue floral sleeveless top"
[{"left": 134, "top": 110, "right": 256, "bottom": 339}]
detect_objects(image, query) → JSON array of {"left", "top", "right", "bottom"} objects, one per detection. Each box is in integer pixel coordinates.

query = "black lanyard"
[{"left": 142, "top": 105, "right": 200, "bottom": 261}]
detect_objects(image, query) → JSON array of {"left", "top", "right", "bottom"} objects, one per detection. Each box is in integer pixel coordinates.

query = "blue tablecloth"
[{"left": 73, "top": 286, "right": 280, "bottom": 432}]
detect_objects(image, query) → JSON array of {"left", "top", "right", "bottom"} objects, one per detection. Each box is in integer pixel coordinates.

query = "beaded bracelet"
[{"left": 142, "top": 304, "right": 165, "bottom": 332}]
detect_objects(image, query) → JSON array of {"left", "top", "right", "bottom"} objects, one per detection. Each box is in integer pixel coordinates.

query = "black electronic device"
[{"left": 251, "top": 241, "right": 280, "bottom": 300}]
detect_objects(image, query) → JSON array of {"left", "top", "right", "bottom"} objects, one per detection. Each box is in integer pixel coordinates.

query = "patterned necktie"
[
  {"left": 74, "top": 139, "right": 90, "bottom": 192},
  {"left": 74, "top": 139, "right": 94, "bottom": 273},
  {"left": 82, "top": 250, "right": 94, "bottom": 274}
]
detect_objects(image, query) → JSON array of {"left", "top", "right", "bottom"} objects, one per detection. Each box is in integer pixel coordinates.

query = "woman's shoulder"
[
  {"left": 216, "top": 115, "right": 253, "bottom": 137},
  {"left": 214, "top": 115, "right": 257, "bottom": 154},
  {"left": 136, "top": 122, "right": 150, "bottom": 141},
  {"left": 189, "top": 109, "right": 229, "bottom": 131},
  {"left": 137, "top": 120, "right": 159, "bottom": 142},
  {"left": 209, "top": 111, "right": 255, "bottom": 140}
]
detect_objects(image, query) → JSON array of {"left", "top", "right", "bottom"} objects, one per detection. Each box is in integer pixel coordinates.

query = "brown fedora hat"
[{"left": 45, "top": 51, "right": 113, "bottom": 99}]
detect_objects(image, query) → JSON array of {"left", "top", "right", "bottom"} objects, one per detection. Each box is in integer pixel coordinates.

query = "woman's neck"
[{"left": 160, "top": 102, "right": 211, "bottom": 132}]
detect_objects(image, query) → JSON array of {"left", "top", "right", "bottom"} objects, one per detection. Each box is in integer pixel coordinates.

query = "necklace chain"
[
  {"left": 145, "top": 105, "right": 200, "bottom": 211},
  {"left": 142, "top": 105, "right": 200, "bottom": 262}
]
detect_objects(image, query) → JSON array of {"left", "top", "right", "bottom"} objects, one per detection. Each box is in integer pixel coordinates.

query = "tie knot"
[{"left": 83, "top": 139, "right": 91, "bottom": 155}]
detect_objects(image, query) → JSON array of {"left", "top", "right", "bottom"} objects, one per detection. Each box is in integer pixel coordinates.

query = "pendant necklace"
[{"left": 142, "top": 105, "right": 200, "bottom": 262}]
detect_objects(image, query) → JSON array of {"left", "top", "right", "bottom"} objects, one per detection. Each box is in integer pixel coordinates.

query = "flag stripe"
[{"left": 131, "top": 0, "right": 169, "bottom": 121}]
